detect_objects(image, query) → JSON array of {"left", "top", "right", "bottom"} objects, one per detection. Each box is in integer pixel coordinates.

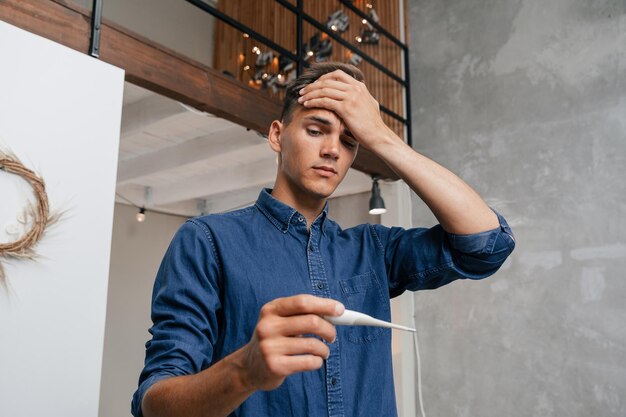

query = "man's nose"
[{"left": 320, "top": 135, "right": 340, "bottom": 160}]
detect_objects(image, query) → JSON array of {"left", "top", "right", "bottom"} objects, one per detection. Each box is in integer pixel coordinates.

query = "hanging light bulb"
[
  {"left": 350, "top": 53, "right": 363, "bottom": 66},
  {"left": 368, "top": 176, "right": 386, "bottom": 215},
  {"left": 326, "top": 10, "right": 349, "bottom": 33},
  {"left": 136, "top": 207, "right": 146, "bottom": 222}
]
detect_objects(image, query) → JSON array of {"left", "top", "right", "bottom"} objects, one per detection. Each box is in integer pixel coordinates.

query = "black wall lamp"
[{"left": 369, "top": 175, "right": 386, "bottom": 215}]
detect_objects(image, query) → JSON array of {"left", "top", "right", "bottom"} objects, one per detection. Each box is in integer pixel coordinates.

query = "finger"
[
  {"left": 298, "top": 88, "right": 347, "bottom": 104},
  {"left": 299, "top": 79, "right": 351, "bottom": 96},
  {"left": 318, "top": 69, "right": 361, "bottom": 85},
  {"left": 278, "top": 354, "right": 325, "bottom": 375},
  {"left": 300, "top": 97, "right": 341, "bottom": 111},
  {"left": 268, "top": 294, "right": 344, "bottom": 318},
  {"left": 266, "top": 336, "right": 331, "bottom": 359},
  {"left": 279, "top": 314, "right": 337, "bottom": 343}
]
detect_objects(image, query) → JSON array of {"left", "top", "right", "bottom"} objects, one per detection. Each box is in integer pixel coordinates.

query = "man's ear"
[{"left": 268, "top": 120, "right": 283, "bottom": 153}]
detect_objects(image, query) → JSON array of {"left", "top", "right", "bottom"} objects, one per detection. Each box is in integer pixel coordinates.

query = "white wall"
[
  {"left": 0, "top": 21, "right": 124, "bottom": 417},
  {"left": 99, "top": 204, "right": 186, "bottom": 417},
  {"left": 382, "top": 181, "right": 417, "bottom": 417},
  {"left": 328, "top": 191, "right": 381, "bottom": 228}
]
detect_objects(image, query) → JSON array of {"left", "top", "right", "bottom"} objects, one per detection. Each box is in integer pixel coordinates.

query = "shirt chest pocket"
[{"left": 340, "top": 270, "right": 390, "bottom": 344}]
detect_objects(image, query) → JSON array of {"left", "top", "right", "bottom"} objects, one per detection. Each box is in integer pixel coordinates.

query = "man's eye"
[
  {"left": 342, "top": 140, "right": 357, "bottom": 149},
  {"left": 307, "top": 129, "right": 322, "bottom": 136}
]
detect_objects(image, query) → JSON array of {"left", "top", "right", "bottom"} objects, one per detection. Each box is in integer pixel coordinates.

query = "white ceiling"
[{"left": 115, "top": 82, "right": 372, "bottom": 217}]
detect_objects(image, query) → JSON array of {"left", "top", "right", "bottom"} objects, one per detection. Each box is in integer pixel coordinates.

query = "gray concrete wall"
[{"left": 408, "top": 0, "right": 626, "bottom": 416}]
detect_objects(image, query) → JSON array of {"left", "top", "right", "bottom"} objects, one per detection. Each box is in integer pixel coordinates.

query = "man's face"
[{"left": 269, "top": 106, "right": 359, "bottom": 200}]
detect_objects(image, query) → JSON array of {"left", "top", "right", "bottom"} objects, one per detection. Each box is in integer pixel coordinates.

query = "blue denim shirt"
[{"left": 132, "top": 188, "right": 515, "bottom": 417}]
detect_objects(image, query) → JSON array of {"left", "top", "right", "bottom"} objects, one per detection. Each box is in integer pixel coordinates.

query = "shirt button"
[
  {"left": 331, "top": 377, "right": 337, "bottom": 386},
  {"left": 298, "top": 216, "right": 304, "bottom": 222},
  {"left": 317, "top": 282, "right": 325, "bottom": 290}
]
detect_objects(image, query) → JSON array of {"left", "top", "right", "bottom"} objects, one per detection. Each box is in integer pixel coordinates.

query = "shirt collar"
[{"left": 255, "top": 188, "right": 329, "bottom": 235}]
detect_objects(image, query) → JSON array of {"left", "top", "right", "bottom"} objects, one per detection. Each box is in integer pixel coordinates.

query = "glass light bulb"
[
  {"left": 369, "top": 208, "right": 387, "bottom": 215},
  {"left": 136, "top": 208, "right": 146, "bottom": 223}
]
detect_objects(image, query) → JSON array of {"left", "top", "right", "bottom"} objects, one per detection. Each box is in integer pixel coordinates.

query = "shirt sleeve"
[
  {"left": 370, "top": 209, "right": 515, "bottom": 298},
  {"left": 131, "top": 219, "right": 222, "bottom": 417}
]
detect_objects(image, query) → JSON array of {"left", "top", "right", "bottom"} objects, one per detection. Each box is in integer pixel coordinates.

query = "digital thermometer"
[{"left": 324, "top": 309, "right": 415, "bottom": 332}]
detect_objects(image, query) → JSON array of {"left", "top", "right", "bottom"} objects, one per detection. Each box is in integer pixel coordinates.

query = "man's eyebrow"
[{"left": 303, "top": 115, "right": 333, "bottom": 126}]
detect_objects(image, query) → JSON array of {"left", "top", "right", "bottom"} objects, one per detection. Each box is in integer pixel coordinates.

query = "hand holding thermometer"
[{"left": 324, "top": 309, "right": 416, "bottom": 332}]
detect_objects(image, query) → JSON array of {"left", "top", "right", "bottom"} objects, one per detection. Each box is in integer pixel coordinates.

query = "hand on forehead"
[{"left": 297, "top": 69, "right": 383, "bottom": 149}]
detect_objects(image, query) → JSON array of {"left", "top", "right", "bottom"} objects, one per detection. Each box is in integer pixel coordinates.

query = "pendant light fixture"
[
  {"left": 136, "top": 207, "right": 146, "bottom": 223},
  {"left": 369, "top": 175, "right": 386, "bottom": 215}
]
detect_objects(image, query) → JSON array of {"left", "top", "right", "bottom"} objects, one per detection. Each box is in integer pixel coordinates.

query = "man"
[{"left": 132, "top": 62, "right": 515, "bottom": 417}]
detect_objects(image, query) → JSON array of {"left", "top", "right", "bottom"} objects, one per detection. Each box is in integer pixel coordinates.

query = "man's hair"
[{"left": 280, "top": 62, "right": 365, "bottom": 124}]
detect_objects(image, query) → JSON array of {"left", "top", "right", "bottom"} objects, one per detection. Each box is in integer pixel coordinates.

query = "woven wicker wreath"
[{"left": 0, "top": 150, "right": 60, "bottom": 284}]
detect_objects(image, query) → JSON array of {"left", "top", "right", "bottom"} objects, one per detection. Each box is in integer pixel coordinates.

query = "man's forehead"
[{"left": 295, "top": 107, "right": 344, "bottom": 128}]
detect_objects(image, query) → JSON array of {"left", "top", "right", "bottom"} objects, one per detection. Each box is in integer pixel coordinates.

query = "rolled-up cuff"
[
  {"left": 131, "top": 372, "right": 176, "bottom": 417},
  {"left": 446, "top": 209, "right": 515, "bottom": 255}
]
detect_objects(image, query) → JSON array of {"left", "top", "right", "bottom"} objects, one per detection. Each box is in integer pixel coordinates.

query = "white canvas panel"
[{"left": 0, "top": 21, "right": 124, "bottom": 417}]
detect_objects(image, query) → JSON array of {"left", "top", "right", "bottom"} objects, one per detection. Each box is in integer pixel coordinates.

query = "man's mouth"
[{"left": 313, "top": 165, "right": 337, "bottom": 176}]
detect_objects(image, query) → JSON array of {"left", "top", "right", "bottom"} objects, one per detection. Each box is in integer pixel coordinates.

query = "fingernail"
[
  {"left": 299, "top": 88, "right": 305, "bottom": 95},
  {"left": 297, "top": 96, "right": 304, "bottom": 103},
  {"left": 335, "top": 303, "right": 345, "bottom": 316}
]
